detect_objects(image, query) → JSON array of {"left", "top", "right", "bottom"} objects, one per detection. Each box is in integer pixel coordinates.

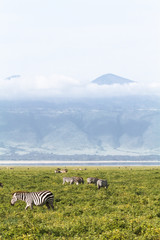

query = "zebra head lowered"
[
  {"left": 11, "top": 191, "right": 54, "bottom": 210},
  {"left": 11, "top": 192, "right": 24, "bottom": 206}
]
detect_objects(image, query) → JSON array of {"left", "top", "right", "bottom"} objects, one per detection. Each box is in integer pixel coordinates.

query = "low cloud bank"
[{"left": 0, "top": 74, "right": 160, "bottom": 100}]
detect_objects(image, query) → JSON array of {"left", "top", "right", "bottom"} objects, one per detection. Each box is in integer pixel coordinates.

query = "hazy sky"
[{"left": 0, "top": 0, "right": 159, "bottom": 99}]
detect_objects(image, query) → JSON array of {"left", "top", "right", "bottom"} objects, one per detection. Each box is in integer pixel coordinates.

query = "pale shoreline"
[{"left": 0, "top": 160, "right": 160, "bottom": 166}]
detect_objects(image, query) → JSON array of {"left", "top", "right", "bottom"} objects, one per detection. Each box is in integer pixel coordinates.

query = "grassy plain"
[{"left": 0, "top": 166, "right": 160, "bottom": 239}]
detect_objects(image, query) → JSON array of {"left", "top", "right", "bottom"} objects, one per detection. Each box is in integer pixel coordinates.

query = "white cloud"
[
  {"left": 0, "top": 74, "right": 159, "bottom": 100},
  {"left": 82, "top": 81, "right": 160, "bottom": 98},
  {"left": 0, "top": 74, "right": 81, "bottom": 100}
]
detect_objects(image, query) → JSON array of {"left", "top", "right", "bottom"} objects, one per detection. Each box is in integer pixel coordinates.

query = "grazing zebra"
[
  {"left": 55, "top": 168, "right": 68, "bottom": 173},
  {"left": 97, "top": 179, "right": 109, "bottom": 189},
  {"left": 60, "top": 169, "right": 68, "bottom": 173},
  {"left": 63, "top": 177, "right": 84, "bottom": 185},
  {"left": 63, "top": 177, "right": 74, "bottom": 184},
  {"left": 87, "top": 177, "right": 99, "bottom": 185},
  {"left": 73, "top": 177, "right": 84, "bottom": 185},
  {"left": 11, "top": 190, "right": 54, "bottom": 210}
]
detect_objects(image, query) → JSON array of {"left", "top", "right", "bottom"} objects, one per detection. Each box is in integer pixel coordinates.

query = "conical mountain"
[{"left": 92, "top": 73, "right": 135, "bottom": 85}]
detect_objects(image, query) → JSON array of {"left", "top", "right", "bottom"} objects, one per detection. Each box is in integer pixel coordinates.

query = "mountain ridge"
[
  {"left": 92, "top": 73, "right": 135, "bottom": 85},
  {"left": 0, "top": 96, "right": 159, "bottom": 158}
]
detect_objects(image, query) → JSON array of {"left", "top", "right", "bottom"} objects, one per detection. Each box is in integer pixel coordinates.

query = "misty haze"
[{"left": 0, "top": 74, "right": 159, "bottom": 163}]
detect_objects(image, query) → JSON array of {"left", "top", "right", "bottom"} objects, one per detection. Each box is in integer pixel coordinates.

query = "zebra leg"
[
  {"left": 46, "top": 202, "right": 50, "bottom": 209},
  {"left": 25, "top": 203, "right": 32, "bottom": 210},
  {"left": 50, "top": 202, "right": 54, "bottom": 210},
  {"left": 46, "top": 201, "right": 54, "bottom": 210},
  {"left": 30, "top": 203, "right": 33, "bottom": 210},
  {"left": 70, "top": 180, "right": 74, "bottom": 184},
  {"left": 25, "top": 205, "right": 29, "bottom": 210}
]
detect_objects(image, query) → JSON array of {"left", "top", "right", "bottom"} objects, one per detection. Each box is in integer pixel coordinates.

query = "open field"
[{"left": 0, "top": 166, "right": 160, "bottom": 239}]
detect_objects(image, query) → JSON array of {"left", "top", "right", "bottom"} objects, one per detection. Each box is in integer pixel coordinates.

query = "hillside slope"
[{"left": 0, "top": 96, "right": 160, "bottom": 158}]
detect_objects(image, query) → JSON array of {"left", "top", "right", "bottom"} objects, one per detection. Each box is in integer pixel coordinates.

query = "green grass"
[{"left": 1, "top": 166, "right": 160, "bottom": 239}]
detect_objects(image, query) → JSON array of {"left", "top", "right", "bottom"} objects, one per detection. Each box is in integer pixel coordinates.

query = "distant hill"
[
  {"left": 92, "top": 73, "right": 135, "bottom": 85},
  {"left": 0, "top": 73, "right": 159, "bottom": 160},
  {"left": 0, "top": 95, "right": 160, "bottom": 159}
]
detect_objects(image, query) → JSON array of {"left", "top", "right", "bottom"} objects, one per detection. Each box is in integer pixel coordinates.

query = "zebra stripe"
[{"left": 11, "top": 190, "right": 54, "bottom": 210}]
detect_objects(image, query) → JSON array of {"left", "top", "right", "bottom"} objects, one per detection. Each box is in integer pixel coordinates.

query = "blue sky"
[{"left": 0, "top": 0, "right": 159, "bottom": 99}]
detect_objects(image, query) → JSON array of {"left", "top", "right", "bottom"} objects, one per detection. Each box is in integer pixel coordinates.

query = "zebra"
[
  {"left": 11, "top": 190, "right": 54, "bottom": 210},
  {"left": 73, "top": 177, "right": 84, "bottom": 185},
  {"left": 63, "top": 177, "right": 84, "bottom": 185},
  {"left": 87, "top": 177, "right": 99, "bottom": 185},
  {"left": 63, "top": 177, "right": 74, "bottom": 184},
  {"left": 97, "top": 179, "right": 109, "bottom": 189},
  {"left": 60, "top": 169, "right": 68, "bottom": 173}
]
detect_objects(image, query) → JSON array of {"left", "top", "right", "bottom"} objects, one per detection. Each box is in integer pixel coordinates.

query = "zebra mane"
[{"left": 12, "top": 191, "right": 29, "bottom": 195}]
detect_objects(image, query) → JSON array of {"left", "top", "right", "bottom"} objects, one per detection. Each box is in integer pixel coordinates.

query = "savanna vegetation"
[{"left": 0, "top": 166, "right": 160, "bottom": 239}]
